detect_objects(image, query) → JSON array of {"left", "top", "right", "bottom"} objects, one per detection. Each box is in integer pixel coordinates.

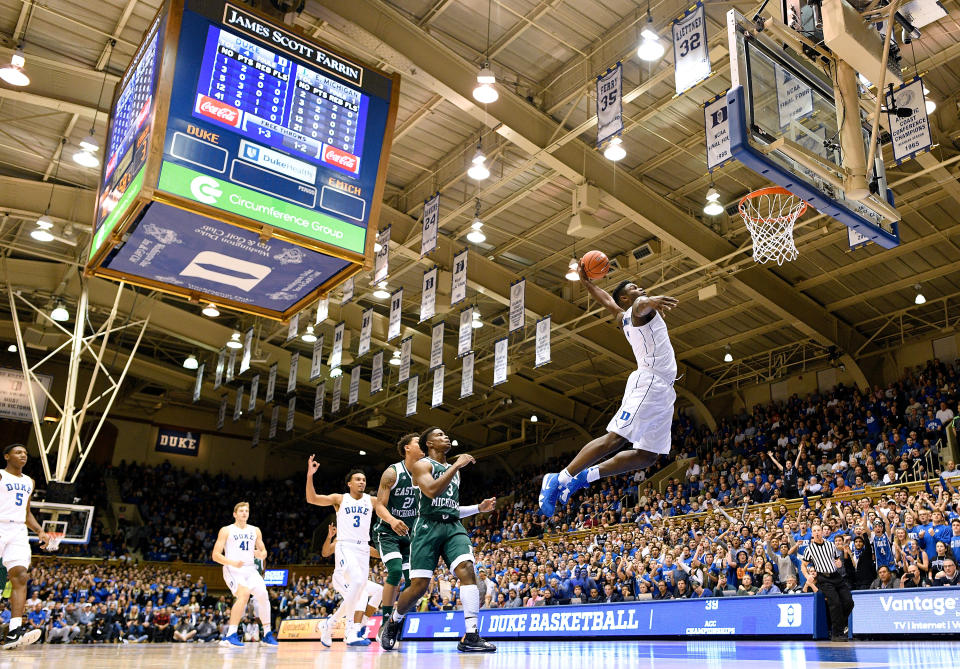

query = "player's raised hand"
[
  {"left": 577, "top": 261, "right": 592, "bottom": 284},
  {"left": 327, "top": 523, "right": 337, "bottom": 537},
  {"left": 390, "top": 518, "right": 409, "bottom": 536},
  {"left": 307, "top": 454, "right": 320, "bottom": 476},
  {"left": 479, "top": 497, "right": 497, "bottom": 513},
  {"left": 647, "top": 295, "right": 678, "bottom": 313},
  {"left": 452, "top": 453, "right": 476, "bottom": 469}
]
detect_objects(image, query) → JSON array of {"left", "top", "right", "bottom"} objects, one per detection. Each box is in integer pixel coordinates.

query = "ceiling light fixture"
[
  {"left": 183, "top": 354, "right": 199, "bottom": 370},
  {"left": 0, "top": 48, "right": 29, "bottom": 87},
  {"left": 467, "top": 144, "right": 490, "bottom": 180},
  {"left": 636, "top": 2, "right": 665, "bottom": 62},
  {"left": 389, "top": 350, "right": 401, "bottom": 366},
  {"left": 50, "top": 301, "right": 69, "bottom": 322},
  {"left": 723, "top": 344, "right": 733, "bottom": 363},
  {"left": 565, "top": 258, "right": 580, "bottom": 281},
  {"left": 703, "top": 185, "right": 724, "bottom": 216},
  {"left": 226, "top": 332, "right": 244, "bottom": 349},
  {"left": 451, "top": 439, "right": 458, "bottom": 446},
  {"left": 202, "top": 303, "right": 220, "bottom": 318},
  {"left": 302, "top": 325, "right": 318, "bottom": 343},
  {"left": 602, "top": 136, "right": 626, "bottom": 161},
  {"left": 530, "top": 414, "right": 538, "bottom": 423},
  {"left": 467, "top": 199, "right": 486, "bottom": 243},
  {"left": 7, "top": 344, "right": 17, "bottom": 353},
  {"left": 330, "top": 367, "right": 343, "bottom": 378},
  {"left": 471, "top": 309, "right": 483, "bottom": 329},
  {"left": 473, "top": 64, "right": 498, "bottom": 104},
  {"left": 373, "top": 283, "right": 391, "bottom": 299},
  {"left": 914, "top": 284, "right": 926, "bottom": 305},
  {"left": 359, "top": 450, "right": 367, "bottom": 456}
]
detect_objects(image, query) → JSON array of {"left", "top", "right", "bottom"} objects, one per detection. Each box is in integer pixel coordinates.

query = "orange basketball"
[{"left": 581, "top": 250, "right": 610, "bottom": 280}]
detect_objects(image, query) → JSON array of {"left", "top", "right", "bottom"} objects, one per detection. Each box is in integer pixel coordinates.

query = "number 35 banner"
[
  {"left": 596, "top": 63, "right": 623, "bottom": 147},
  {"left": 673, "top": 3, "right": 710, "bottom": 96}
]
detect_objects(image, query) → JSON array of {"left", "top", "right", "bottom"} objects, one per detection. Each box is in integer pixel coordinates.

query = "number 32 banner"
[
  {"left": 673, "top": 3, "right": 710, "bottom": 96},
  {"left": 596, "top": 63, "right": 623, "bottom": 147}
]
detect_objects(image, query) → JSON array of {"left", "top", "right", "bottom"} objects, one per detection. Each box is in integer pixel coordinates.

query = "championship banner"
[
  {"left": 371, "top": 351, "right": 383, "bottom": 395},
  {"left": 421, "top": 193, "right": 439, "bottom": 257},
  {"left": 673, "top": 3, "right": 710, "bottom": 95},
  {"left": 310, "top": 334, "right": 325, "bottom": 380},
  {"left": 330, "top": 322, "right": 345, "bottom": 370},
  {"left": 509, "top": 279, "right": 525, "bottom": 333},
  {"left": 359, "top": 308, "right": 373, "bottom": 356},
  {"left": 266, "top": 362, "right": 278, "bottom": 403},
  {"left": 460, "top": 352, "right": 474, "bottom": 399},
  {"left": 341, "top": 276, "right": 354, "bottom": 304},
  {"left": 886, "top": 78, "right": 933, "bottom": 164},
  {"left": 704, "top": 92, "right": 732, "bottom": 171},
  {"left": 214, "top": 348, "right": 226, "bottom": 389},
  {"left": 458, "top": 307, "right": 473, "bottom": 358},
  {"left": 155, "top": 427, "right": 200, "bottom": 457},
  {"left": 388, "top": 289, "right": 403, "bottom": 341},
  {"left": 314, "top": 382, "right": 325, "bottom": 421},
  {"left": 315, "top": 296, "right": 329, "bottom": 324},
  {"left": 240, "top": 327, "right": 254, "bottom": 374},
  {"left": 192, "top": 364, "right": 204, "bottom": 403},
  {"left": 225, "top": 348, "right": 237, "bottom": 383},
  {"left": 420, "top": 266, "right": 437, "bottom": 322},
  {"left": 0, "top": 369, "right": 52, "bottom": 422},
  {"left": 252, "top": 414, "right": 261, "bottom": 448},
  {"left": 233, "top": 385, "right": 243, "bottom": 421},
  {"left": 451, "top": 249, "right": 468, "bottom": 306},
  {"left": 373, "top": 225, "right": 391, "bottom": 284},
  {"left": 269, "top": 405, "right": 279, "bottom": 438},
  {"left": 286, "top": 311, "right": 299, "bottom": 343},
  {"left": 430, "top": 322, "right": 444, "bottom": 369},
  {"left": 774, "top": 63, "right": 813, "bottom": 128},
  {"left": 217, "top": 395, "right": 227, "bottom": 430},
  {"left": 493, "top": 337, "right": 508, "bottom": 385},
  {"left": 286, "top": 397, "right": 296, "bottom": 432},
  {"left": 406, "top": 375, "right": 418, "bottom": 416},
  {"left": 348, "top": 366, "right": 360, "bottom": 406},
  {"left": 287, "top": 352, "right": 299, "bottom": 395},
  {"left": 596, "top": 63, "right": 623, "bottom": 147},
  {"left": 332, "top": 374, "right": 342, "bottom": 413},
  {"left": 535, "top": 315, "right": 551, "bottom": 367},
  {"left": 249, "top": 374, "right": 259, "bottom": 412},
  {"left": 399, "top": 337, "right": 412, "bottom": 383},
  {"left": 431, "top": 365, "right": 445, "bottom": 408}
]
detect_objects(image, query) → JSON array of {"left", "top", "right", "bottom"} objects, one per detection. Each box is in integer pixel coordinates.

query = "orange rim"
[{"left": 738, "top": 186, "right": 808, "bottom": 222}]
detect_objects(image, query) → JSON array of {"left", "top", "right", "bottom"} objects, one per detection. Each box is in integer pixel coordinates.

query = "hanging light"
[
  {"left": 0, "top": 48, "right": 29, "bottom": 87},
  {"left": 451, "top": 439, "right": 459, "bottom": 446},
  {"left": 704, "top": 186, "right": 724, "bottom": 216},
  {"left": 389, "top": 350, "right": 402, "bottom": 366},
  {"left": 302, "top": 325, "right": 318, "bottom": 343},
  {"left": 603, "top": 137, "right": 626, "bottom": 161},
  {"left": 73, "top": 131, "right": 100, "bottom": 168},
  {"left": 473, "top": 63, "right": 499, "bottom": 104},
  {"left": 924, "top": 97, "right": 936, "bottom": 114},
  {"left": 183, "top": 354, "right": 199, "bottom": 370},
  {"left": 565, "top": 258, "right": 580, "bottom": 281},
  {"left": 374, "top": 242, "right": 382, "bottom": 253},
  {"left": 472, "top": 309, "right": 483, "bottom": 329},
  {"left": 373, "top": 280, "right": 391, "bottom": 299},
  {"left": 30, "top": 213, "right": 54, "bottom": 242},
  {"left": 7, "top": 344, "right": 17, "bottom": 353},
  {"left": 914, "top": 284, "right": 926, "bottom": 305},
  {"left": 330, "top": 367, "right": 343, "bottom": 378},
  {"left": 636, "top": 7, "right": 664, "bottom": 62},
  {"left": 50, "top": 301, "right": 69, "bottom": 322},
  {"left": 467, "top": 199, "right": 486, "bottom": 243},
  {"left": 467, "top": 146, "right": 491, "bottom": 180},
  {"left": 359, "top": 450, "right": 367, "bottom": 456},
  {"left": 226, "top": 332, "right": 243, "bottom": 349},
  {"left": 202, "top": 303, "right": 220, "bottom": 318},
  {"left": 530, "top": 414, "right": 538, "bottom": 423},
  {"left": 723, "top": 344, "right": 733, "bottom": 363}
]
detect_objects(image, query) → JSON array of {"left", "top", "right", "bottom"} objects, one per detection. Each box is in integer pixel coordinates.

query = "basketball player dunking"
[
  {"left": 305, "top": 459, "right": 408, "bottom": 647},
  {"left": 539, "top": 264, "right": 679, "bottom": 516},
  {"left": 1, "top": 444, "right": 50, "bottom": 649},
  {"left": 211, "top": 502, "right": 278, "bottom": 647}
]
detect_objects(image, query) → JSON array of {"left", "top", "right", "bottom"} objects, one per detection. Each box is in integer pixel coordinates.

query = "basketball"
[{"left": 581, "top": 250, "right": 610, "bottom": 280}]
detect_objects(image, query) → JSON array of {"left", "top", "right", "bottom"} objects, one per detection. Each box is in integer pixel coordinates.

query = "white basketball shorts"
[
  {"left": 606, "top": 369, "right": 676, "bottom": 455},
  {"left": 332, "top": 542, "right": 370, "bottom": 595},
  {"left": 222, "top": 564, "right": 266, "bottom": 596},
  {"left": 0, "top": 522, "right": 31, "bottom": 570}
]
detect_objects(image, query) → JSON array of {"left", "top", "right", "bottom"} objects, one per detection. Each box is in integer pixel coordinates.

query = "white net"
[{"left": 738, "top": 187, "right": 807, "bottom": 265}]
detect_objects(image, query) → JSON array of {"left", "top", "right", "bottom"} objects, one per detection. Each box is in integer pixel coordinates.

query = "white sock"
[
  {"left": 392, "top": 609, "right": 404, "bottom": 623},
  {"left": 9, "top": 617, "right": 21, "bottom": 632},
  {"left": 461, "top": 584, "right": 479, "bottom": 634},
  {"left": 227, "top": 625, "right": 238, "bottom": 636},
  {"left": 262, "top": 623, "right": 271, "bottom": 634},
  {"left": 586, "top": 466, "right": 601, "bottom": 483},
  {"left": 558, "top": 469, "right": 572, "bottom": 486}
]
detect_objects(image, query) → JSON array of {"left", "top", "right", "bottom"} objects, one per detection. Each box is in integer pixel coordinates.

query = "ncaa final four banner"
[
  {"left": 509, "top": 279, "right": 525, "bottom": 333},
  {"left": 421, "top": 193, "right": 440, "bottom": 257},
  {"left": 596, "top": 63, "right": 623, "bottom": 147},
  {"left": 673, "top": 3, "right": 710, "bottom": 96},
  {"left": 703, "top": 92, "right": 732, "bottom": 171}
]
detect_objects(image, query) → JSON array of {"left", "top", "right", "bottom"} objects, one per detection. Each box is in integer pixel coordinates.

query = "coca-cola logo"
[
  {"left": 322, "top": 145, "right": 359, "bottom": 173},
  {"left": 195, "top": 95, "right": 240, "bottom": 127}
]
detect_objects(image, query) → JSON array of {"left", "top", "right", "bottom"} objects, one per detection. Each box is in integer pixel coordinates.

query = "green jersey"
[
  {"left": 418, "top": 457, "right": 460, "bottom": 521},
  {"left": 372, "top": 462, "right": 419, "bottom": 535}
]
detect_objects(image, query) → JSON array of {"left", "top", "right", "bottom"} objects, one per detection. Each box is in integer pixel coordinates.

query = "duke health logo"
[
  {"left": 776, "top": 603, "right": 802, "bottom": 627},
  {"left": 190, "top": 175, "right": 222, "bottom": 205}
]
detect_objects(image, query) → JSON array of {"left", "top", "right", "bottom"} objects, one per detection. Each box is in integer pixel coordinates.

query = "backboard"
[
  {"left": 27, "top": 502, "right": 95, "bottom": 546},
  {"left": 726, "top": 8, "right": 900, "bottom": 248}
]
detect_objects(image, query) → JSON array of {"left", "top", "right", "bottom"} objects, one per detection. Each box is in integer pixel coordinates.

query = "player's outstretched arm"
[
  {"left": 211, "top": 527, "right": 242, "bottom": 567},
  {"left": 578, "top": 263, "right": 622, "bottom": 319},
  {"left": 459, "top": 497, "right": 497, "bottom": 518},
  {"left": 305, "top": 454, "right": 341, "bottom": 506},
  {"left": 373, "top": 498, "right": 409, "bottom": 536},
  {"left": 410, "top": 454, "right": 474, "bottom": 499}
]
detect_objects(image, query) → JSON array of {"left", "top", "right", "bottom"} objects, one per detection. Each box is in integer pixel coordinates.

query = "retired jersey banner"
[
  {"left": 233, "top": 385, "right": 243, "bottom": 421},
  {"left": 214, "top": 348, "right": 226, "bottom": 389},
  {"left": 388, "top": 289, "right": 403, "bottom": 341},
  {"left": 399, "top": 337, "right": 412, "bottom": 383},
  {"left": 286, "top": 396, "right": 296, "bottom": 432},
  {"left": 287, "top": 352, "right": 299, "bottom": 395},
  {"left": 406, "top": 375, "right": 418, "bottom": 416},
  {"left": 330, "top": 322, "right": 345, "bottom": 370},
  {"left": 420, "top": 266, "right": 438, "bottom": 322},
  {"left": 460, "top": 352, "right": 474, "bottom": 399},
  {"left": 314, "top": 382, "right": 325, "bottom": 421},
  {"left": 596, "top": 63, "right": 623, "bottom": 146},
  {"left": 704, "top": 92, "right": 732, "bottom": 171},
  {"left": 240, "top": 327, "right": 254, "bottom": 374},
  {"left": 193, "top": 363, "right": 204, "bottom": 403},
  {"left": 332, "top": 374, "right": 342, "bottom": 413},
  {"left": 431, "top": 365, "right": 445, "bottom": 408},
  {"left": 509, "top": 279, "right": 525, "bottom": 333},
  {"left": 225, "top": 349, "right": 237, "bottom": 383},
  {"left": 252, "top": 414, "right": 261, "bottom": 448},
  {"left": 775, "top": 63, "right": 813, "bottom": 128},
  {"left": 374, "top": 225, "right": 391, "bottom": 284},
  {"left": 451, "top": 249, "right": 468, "bottom": 306},
  {"left": 371, "top": 350, "right": 384, "bottom": 395},
  {"left": 269, "top": 405, "right": 279, "bottom": 438},
  {"left": 886, "top": 78, "right": 933, "bottom": 164},
  {"left": 673, "top": 3, "right": 710, "bottom": 95},
  {"left": 217, "top": 395, "right": 227, "bottom": 430},
  {"left": 310, "top": 334, "right": 325, "bottom": 380},
  {"left": 421, "top": 193, "right": 440, "bottom": 257},
  {"left": 266, "top": 362, "right": 278, "bottom": 402},
  {"left": 430, "top": 322, "right": 444, "bottom": 369},
  {"left": 536, "top": 315, "right": 551, "bottom": 367},
  {"left": 359, "top": 308, "right": 373, "bottom": 356},
  {"left": 315, "top": 296, "right": 329, "bottom": 324},
  {"left": 286, "top": 311, "right": 299, "bottom": 343},
  {"left": 341, "top": 276, "right": 354, "bottom": 305},
  {"left": 458, "top": 307, "right": 473, "bottom": 358},
  {"left": 348, "top": 366, "right": 360, "bottom": 406},
  {"left": 249, "top": 374, "right": 259, "bottom": 412},
  {"left": 493, "top": 337, "right": 508, "bottom": 385}
]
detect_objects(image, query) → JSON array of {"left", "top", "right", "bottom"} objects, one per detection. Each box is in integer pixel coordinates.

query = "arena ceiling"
[{"left": 1, "top": 0, "right": 960, "bottom": 461}]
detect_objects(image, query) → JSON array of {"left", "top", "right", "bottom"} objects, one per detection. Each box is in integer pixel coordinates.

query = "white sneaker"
[{"left": 320, "top": 620, "right": 332, "bottom": 648}]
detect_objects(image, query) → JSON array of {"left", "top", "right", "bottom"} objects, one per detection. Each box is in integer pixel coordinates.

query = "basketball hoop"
[
  {"left": 738, "top": 186, "right": 808, "bottom": 266},
  {"left": 42, "top": 519, "right": 66, "bottom": 552}
]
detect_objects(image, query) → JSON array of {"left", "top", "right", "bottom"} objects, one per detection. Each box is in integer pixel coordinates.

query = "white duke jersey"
[
  {"left": 0, "top": 470, "right": 33, "bottom": 523},
  {"left": 337, "top": 493, "right": 373, "bottom": 543},
  {"left": 621, "top": 307, "right": 677, "bottom": 381},
  {"left": 223, "top": 523, "right": 258, "bottom": 567}
]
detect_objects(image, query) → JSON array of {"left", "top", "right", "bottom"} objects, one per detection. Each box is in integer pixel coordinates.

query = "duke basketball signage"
[{"left": 155, "top": 427, "right": 201, "bottom": 456}]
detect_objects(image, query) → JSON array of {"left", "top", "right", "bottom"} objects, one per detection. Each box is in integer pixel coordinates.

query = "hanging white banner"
[
  {"left": 421, "top": 193, "right": 439, "bottom": 257},
  {"left": 193, "top": 363, "right": 204, "bottom": 403},
  {"left": 388, "top": 288, "right": 403, "bottom": 341},
  {"left": 240, "top": 327, "right": 254, "bottom": 374},
  {"left": 371, "top": 350, "right": 384, "bottom": 395},
  {"left": 214, "top": 348, "right": 226, "bottom": 389},
  {"left": 431, "top": 365, "right": 445, "bottom": 408},
  {"left": 430, "top": 322, "right": 444, "bottom": 369},
  {"left": 451, "top": 249, "right": 468, "bottom": 306},
  {"left": 310, "top": 333, "right": 324, "bottom": 380},
  {"left": 886, "top": 78, "right": 933, "bottom": 164},
  {"left": 460, "top": 352, "right": 474, "bottom": 399},
  {"left": 286, "top": 396, "right": 296, "bottom": 432},
  {"left": 332, "top": 374, "right": 342, "bottom": 413},
  {"left": 420, "top": 266, "right": 437, "bottom": 323},
  {"left": 673, "top": 3, "right": 710, "bottom": 95},
  {"left": 596, "top": 63, "right": 623, "bottom": 146},
  {"left": 536, "top": 315, "right": 552, "bottom": 367},
  {"left": 217, "top": 395, "right": 227, "bottom": 430},
  {"left": 287, "top": 352, "right": 299, "bottom": 395},
  {"left": 399, "top": 336, "right": 412, "bottom": 383},
  {"left": 248, "top": 374, "right": 259, "bottom": 412},
  {"left": 509, "top": 279, "right": 525, "bottom": 333},
  {"left": 252, "top": 414, "right": 261, "bottom": 448},
  {"left": 704, "top": 92, "right": 732, "bottom": 171},
  {"left": 458, "top": 307, "right": 473, "bottom": 358},
  {"left": 493, "top": 337, "right": 508, "bottom": 386},
  {"left": 774, "top": 63, "right": 813, "bottom": 128},
  {"left": 359, "top": 308, "right": 373, "bottom": 357},
  {"left": 348, "top": 366, "right": 361, "bottom": 405},
  {"left": 315, "top": 296, "right": 329, "bottom": 324},
  {"left": 406, "top": 375, "right": 418, "bottom": 416},
  {"left": 269, "top": 405, "right": 279, "bottom": 438},
  {"left": 341, "top": 277, "right": 354, "bottom": 304},
  {"left": 330, "top": 322, "right": 345, "bottom": 370},
  {"left": 374, "top": 225, "right": 391, "bottom": 284},
  {"left": 314, "top": 382, "right": 325, "bottom": 421},
  {"left": 225, "top": 349, "right": 237, "bottom": 383},
  {"left": 266, "top": 363, "right": 278, "bottom": 403},
  {"left": 286, "top": 311, "right": 300, "bottom": 343},
  {"left": 233, "top": 385, "right": 244, "bottom": 421}
]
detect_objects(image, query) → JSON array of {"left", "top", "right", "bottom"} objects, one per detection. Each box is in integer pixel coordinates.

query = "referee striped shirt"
[{"left": 802, "top": 539, "right": 839, "bottom": 574}]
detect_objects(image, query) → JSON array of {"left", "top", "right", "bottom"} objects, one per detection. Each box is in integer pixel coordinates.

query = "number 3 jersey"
[
  {"left": 224, "top": 523, "right": 259, "bottom": 568},
  {"left": 337, "top": 493, "right": 373, "bottom": 543},
  {"left": 372, "top": 462, "right": 418, "bottom": 537},
  {"left": 0, "top": 470, "right": 33, "bottom": 523}
]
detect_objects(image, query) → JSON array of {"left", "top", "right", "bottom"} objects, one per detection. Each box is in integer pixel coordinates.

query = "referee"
[{"left": 802, "top": 523, "right": 854, "bottom": 641}]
